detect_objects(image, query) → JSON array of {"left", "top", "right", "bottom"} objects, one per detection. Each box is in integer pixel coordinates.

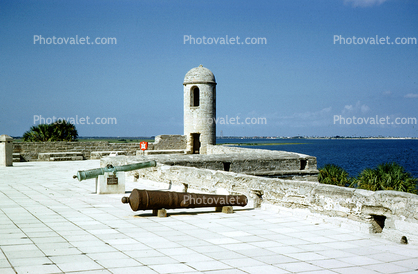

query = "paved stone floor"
[{"left": 1, "top": 161, "right": 418, "bottom": 274}]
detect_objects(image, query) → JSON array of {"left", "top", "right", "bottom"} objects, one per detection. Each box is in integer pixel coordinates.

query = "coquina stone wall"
[
  {"left": 148, "top": 135, "right": 187, "bottom": 150},
  {"left": 13, "top": 141, "right": 141, "bottom": 161},
  {"left": 128, "top": 163, "right": 418, "bottom": 245}
]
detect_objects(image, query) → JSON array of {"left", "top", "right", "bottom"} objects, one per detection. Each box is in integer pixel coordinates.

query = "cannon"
[
  {"left": 73, "top": 161, "right": 157, "bottom": 194},
  {"left": 74, "top": 161, "right": 157, "bottom": 181},
  {"left": 122, "top": 189, "right": 248, "bottom": 215}
]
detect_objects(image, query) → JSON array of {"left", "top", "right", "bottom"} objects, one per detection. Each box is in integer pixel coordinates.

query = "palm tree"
[
  {"left": 23, "top": 122, "right": 78, "bottom": 142},
  {"left": 23, "top": 124, "right": 54, "bottom": 142},
  {"left": 355, "top": 163, "right": 417, "bottom": 194},
  {"left": 318, "top": 164, "right": 352, "bottom": 187},
  {"left": 51, "top": 120, "right": 78, "bottom": 141}
]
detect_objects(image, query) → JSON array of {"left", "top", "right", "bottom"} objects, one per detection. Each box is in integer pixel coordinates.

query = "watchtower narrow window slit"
[{"left": 191, "top": 87, "right": 199, "bottom": 107}]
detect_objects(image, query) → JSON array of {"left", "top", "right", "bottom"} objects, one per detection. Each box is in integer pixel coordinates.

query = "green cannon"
[{"left": 74, "top": 161, "right": 157, "bottom": 181}]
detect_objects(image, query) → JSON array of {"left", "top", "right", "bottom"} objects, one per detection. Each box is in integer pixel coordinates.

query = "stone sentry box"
[{"left": 0, "top": 135, "right": 13, "bottom": 167}]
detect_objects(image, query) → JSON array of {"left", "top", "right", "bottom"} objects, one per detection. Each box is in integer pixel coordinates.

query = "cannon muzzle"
[
  {"left": 122, "top": 189, "right": 248, "bottom": 211},
  {"left": 75, "top": 161, "right": 157, "bottom": 181}
]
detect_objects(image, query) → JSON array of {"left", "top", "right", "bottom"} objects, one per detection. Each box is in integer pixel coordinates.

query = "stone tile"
[
  {"left": 392, "top": 258, "right": 418, "bottom": 270},
  {"left": 14, "top": 264, "right": 62, "bottom": 274},
  {"left": 144, "top": 241, "right": 183, "bottom": 249},
  {"left": 201, "top": 269, "right": 247, "bottom": 274},
  {"left": 124, "top": 249, "right": 165, "bottom": 258},
  {"left": 87, "top": 252, "right": 130, "bottom": 261},
  {"left": 8, "top": 256, "right": 52, "bottom": 267},
  {"left": 41, "top": 247, "right": 83, "bottom": 256},
  {"left": 240, "top": 265, "right": 291, "bottom": 274},
  {"left": 30, "top": 236, "right": 68, "bottom": 244},
  {"left": 219, "top": 231, "right": 252, "bottom": 237},
  {"left": 0, "top": 260, "right": 11, "bottom": 268},
  {"left": 219, "top": 243, "right": 259, "bottom": 251},
  {"left": 221, "top": 257, "right": 266, "bottom": 268},
  {"left": 1, "top": 244, "right": 40, "bottom": 252},
  {"left": 109, "top": 242, "right": 151, "bottom": 251},
  {"left": 159, "top": 247, "right": 198, "bottom": 256},
  {"left": 275, "top": 261, "right": 323, "bottom": 272},
  {"left": 187, "top": 260, "right": 233, "bottom": 271},
  {"left": 77, "top": 244, "right": 119, "bottom": 254},
  {"left": 316, "top": 249, "right": 356, "bottom": 259},
  {"left": 286, "top": 252, "right": 328, "bottom": 261},
  {"left": 343, "top": 247, "right": 384, "bottom": 256},
  {"left": 150, "top": 263, "right": 196, "bottom": 273},
  {"left": 267, "top": 245, "right": 305, "bottom": 254},
  {"left": 367, "top": 251, "right": 413, "bottom": 263},
  {"left": 310, "top": 258, "right": 354, "bottom": 269},
  {"left": 322, "top": 242, "right": 360, "bottom": 250},
  {"left": 109, "top": 266, "right": 158, "bottom": 274},
  {"left": 337, "top": 255, "right": 384, "bottom": 266},
  {"left": 306, "top": 270, "right": 341, "bottom": 274},
  {"left": 204, "top": 238, "right": 241, "bottom": 245},
  {"left": 138, "top": 256, "right": 180, "bottom": 265},
  {"left": 250, "top": 240, "right": 284, "bottom": 248},
  {"left": 171, "top": 253, "right": 214, "bottom": 263},
  {"left": 75, "top": 270, "right": 112, "bottom": 274},
  {"left": 204, "top": 251, "right": 247, "bottom": 260},
  {"left": 253, "top": 254, "right": 298, "bottom": 264},
  {"left": 297, "top": 243, "right": 330, "bottom": 252},
  {"left": 363, "top": 262, "right": 413, "bottom": 273},
  {"left": 0, "top": 268, "right": 16, "bottom": 274},
  {"left": 333, "top": 266, "right": 381, "bottom": 274},
  {"left": 95, "top": 258, "right": 142, "bottom": 268},
  {"left": 3, "top": 249, "right": 46, "bottom": 259},
  {"left": 277, "top": 238, "right": 311, "bottom": 246}
]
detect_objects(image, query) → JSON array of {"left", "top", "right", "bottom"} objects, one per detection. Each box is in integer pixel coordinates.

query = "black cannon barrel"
[{"left": 121, "top": 189, "right": 248, "bottom": 211}]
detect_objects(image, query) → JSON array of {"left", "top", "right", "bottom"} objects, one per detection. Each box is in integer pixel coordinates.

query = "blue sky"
[{"left": 0, "top": 0, "right": 417, "bottom": 137}]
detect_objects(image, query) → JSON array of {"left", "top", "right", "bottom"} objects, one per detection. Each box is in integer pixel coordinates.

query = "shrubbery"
[
  {"left": 318, "top": 164, "right": 352, "bottom": 187},
  {"left": 318, "top": 163, "right": 418, "bottom": 194},
  {"left": 23, "top": 121, "right": 78, "bottom": 142}
]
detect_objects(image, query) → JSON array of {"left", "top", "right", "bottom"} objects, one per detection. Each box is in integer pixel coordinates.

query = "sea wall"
[{"left": 128, "top": 163, "right": 418, "bottom": 245}]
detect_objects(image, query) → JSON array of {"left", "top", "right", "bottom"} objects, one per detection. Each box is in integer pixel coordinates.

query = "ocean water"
[{"left": 217, "top": 138, "right": 418, "bottom": 178}]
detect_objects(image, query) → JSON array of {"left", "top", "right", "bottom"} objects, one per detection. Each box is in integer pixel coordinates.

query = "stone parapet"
[{"left": 129, "top": 163, "right": 418, "bottom": 245}]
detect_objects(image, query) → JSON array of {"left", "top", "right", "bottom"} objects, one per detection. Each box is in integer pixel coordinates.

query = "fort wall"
[{"left": 128, "top": 163, "right": 418, "bottom": 245}]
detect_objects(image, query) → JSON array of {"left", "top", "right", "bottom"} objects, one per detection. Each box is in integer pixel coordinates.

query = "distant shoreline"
[{"left": 11, "top": 136, "right": 418, "bottom": 142}]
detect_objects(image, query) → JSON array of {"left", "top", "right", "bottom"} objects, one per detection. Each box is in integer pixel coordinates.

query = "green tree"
[
  {"left": 353, "top": 163, "right": 418, "bottom": 194},
  {"left": 51, "top": 120, "right": 78, "bottom": 141},
  {"left": 318, "top": 164, "right": 352, "bottom": 187},
  {"left": 23, "top": 121, "right": 78, "bottom": 142}
]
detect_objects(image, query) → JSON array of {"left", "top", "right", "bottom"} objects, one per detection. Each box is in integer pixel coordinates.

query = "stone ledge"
[
  {"left": 142, "top": 149, "right": 186, "bottom": 155},
  {"left": 90, "top": 151, "right": 127, "bottom": 159},
  {"left": 38, "top": 152, "right": 84, "bottom": 161}
]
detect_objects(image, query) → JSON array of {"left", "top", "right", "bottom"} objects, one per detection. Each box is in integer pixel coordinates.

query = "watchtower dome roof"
[{"left": 183, "top": 65, "right": 216, "bottom": 85}]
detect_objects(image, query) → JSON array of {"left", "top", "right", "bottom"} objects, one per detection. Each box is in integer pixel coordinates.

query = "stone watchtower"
[{"left": 183, "top": 65, "right": 216, "bottom": 154}]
